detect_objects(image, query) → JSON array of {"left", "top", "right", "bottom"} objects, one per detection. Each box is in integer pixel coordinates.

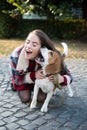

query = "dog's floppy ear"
[
  {"left": 45, "top": 51, "right": 61, "bottom": 74},
  {"left": 16, "top": 47, "right": 29, "bottom": 71}
]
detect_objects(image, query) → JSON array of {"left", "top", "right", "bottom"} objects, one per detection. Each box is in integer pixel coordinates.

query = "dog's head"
[{"left": 35, "top": 47, "right": 61, "bottom": 75}]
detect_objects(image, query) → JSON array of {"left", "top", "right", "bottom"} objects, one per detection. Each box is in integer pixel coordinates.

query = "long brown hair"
[{"left": 29, "top": 29, "right": 58, "bottom": 51}]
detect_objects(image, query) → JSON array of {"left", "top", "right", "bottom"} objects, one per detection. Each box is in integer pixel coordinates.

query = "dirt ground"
[{"left": 0, "top": 39, "right": 87, "bottom": 59}]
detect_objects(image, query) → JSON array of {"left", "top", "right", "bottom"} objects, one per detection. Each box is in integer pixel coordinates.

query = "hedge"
[
  {"left": 0, "top": 14, "right": 87, "bottom": 40},
  {"left": 0, "top": 13, "right": 17, "bottom": 38}
]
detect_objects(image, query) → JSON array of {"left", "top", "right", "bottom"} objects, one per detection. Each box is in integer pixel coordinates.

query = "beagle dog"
[{"left": 30, "top": 43, "right": 73, "bottom": 112}]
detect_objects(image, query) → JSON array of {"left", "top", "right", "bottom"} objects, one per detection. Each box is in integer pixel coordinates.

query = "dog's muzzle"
[{"left": 35, "top": 52, "right": 44, "bottom": 64}]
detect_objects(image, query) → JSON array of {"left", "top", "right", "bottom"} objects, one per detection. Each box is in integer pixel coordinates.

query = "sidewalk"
[{"left": 0, "top": 57, "right": 87, "bottom": 130}]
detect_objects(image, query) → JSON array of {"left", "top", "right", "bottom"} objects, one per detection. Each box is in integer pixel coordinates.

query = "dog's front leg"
[
  {"left": 41, "top": 92, "right": 53, "bottom": 112},
  {"left": 67, "top": 85, "right": 73, "bottom": 97},
  {"left": 30, "top": 84, "right": 39, "bottom": 109}
]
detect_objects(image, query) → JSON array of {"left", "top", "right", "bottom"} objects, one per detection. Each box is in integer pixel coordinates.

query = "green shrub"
[
  {"left": 59, "top": 19, "right": 87, "bottom": 39},
  {"left": 0, "top": 15, "right": 87, "bottom": 40},
  {"left": 0, "top": 13, "right": 17, "bottom": 38},
  {"left": 16, "top": 19, "right": 87, "bottom": 40}
]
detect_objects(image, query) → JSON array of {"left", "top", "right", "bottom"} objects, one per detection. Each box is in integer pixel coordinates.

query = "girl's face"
[{"left": 24, "top": 33, "right": 41, "bottom": 60}]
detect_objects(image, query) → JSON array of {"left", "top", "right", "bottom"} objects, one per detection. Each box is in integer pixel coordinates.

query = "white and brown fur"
[{"left": 30, "top": 43, "right": 73, "bottom": 112}]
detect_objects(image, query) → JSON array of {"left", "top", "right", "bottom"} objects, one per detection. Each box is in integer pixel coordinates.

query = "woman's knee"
[
  {"left": 20, "top": 96, "right": 30, "bottom": 103},
  {"left": 37, "top": 89, "right": 46, "bottom": 102},
  {"left": 18, "top": 90, "right": 31, "bottom": 103}
]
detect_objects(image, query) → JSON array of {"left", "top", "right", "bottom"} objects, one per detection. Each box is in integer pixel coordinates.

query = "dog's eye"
[{"left": 50, "top": 51, "right": 53, "bottom": 56}]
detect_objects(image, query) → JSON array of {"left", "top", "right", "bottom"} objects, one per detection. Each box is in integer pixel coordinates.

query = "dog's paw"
[
  {"left": 68, "top": 92, "right": 73, "bottom": 97},
  {"left": 30, "top": 103, "right": 36, "bottom": 109},
  {"left": 30, "top": 100, "right": 37, "bottom": 109},
  {"left": 41, "top": 105, "right": 48, "bottom": 112},
  {"left": 67, "top": 85, "right": 73, "bottom": 97}
]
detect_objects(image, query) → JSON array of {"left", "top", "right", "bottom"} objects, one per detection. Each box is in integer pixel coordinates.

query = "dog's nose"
[{"left": 42, "top": 46, "right": 46, "bottom": 48}]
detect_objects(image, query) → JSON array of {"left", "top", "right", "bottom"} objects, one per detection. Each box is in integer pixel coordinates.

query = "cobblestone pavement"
[{"left": 0, "top": 57, "right": 87, "bottom": 130}]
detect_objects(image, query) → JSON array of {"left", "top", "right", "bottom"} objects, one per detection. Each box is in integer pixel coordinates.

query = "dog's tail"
[{"left": 61, "top": 42, "right": 68, "bottom": 60}]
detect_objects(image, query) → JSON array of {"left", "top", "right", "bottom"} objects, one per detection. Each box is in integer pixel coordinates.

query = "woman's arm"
[{"left": 59, "top": 70, "right": 73, "bottom": 86}]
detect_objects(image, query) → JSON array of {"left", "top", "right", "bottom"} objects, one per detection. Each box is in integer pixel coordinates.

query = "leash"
[
  {"left": 50, "top": 74, "right": 64, "bottom": 108},
  {"left": 54, "top": 73, "right": 62, "bottom": 90}
]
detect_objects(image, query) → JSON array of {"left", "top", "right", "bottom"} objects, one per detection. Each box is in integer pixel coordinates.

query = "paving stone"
[
  {"left": 10, "top": 107, "right": 20, "bottom": 112},
  {"left": 38, "top": 125, "right": 57, "bottom": 130},
  {"left": 16, "top": 128, "right": 25, "bottom": 130},
  {"left": 1, "top": 111, "right": 13, "bottom": 117},
  {"left": 3, "top": 116, "right": 18, "bottom": 123},
  {"left": 0, "top": 120, "right": 6, "bottom": 126},
  {"left": 56, "top": 118, "right": 68, "bottom": 124},
  {"left": 64, "top": 121, "right": 79, "bottom": 130},
  {"left": 46, "top": 120, "right": 61, "bottom": 129},
  {"left": 59, "top": 127, "right": 72, "bottom": 130},
  {"left": 14, "top": 112, "right": 27, "bottom": 118},
  {"left": 6, "top": 122, "right": 19, "bottom": 130},
  {"left": 25, "top": 113, "right": 39, "bottom": 121},
  {"left": 31, "top": 118, "right": 46, "bottom": 126},
  {"left": 42, "top": 113, "right": 56, "bottom": 120},
  {"left": 17, "top": 119, "right": 29, "bottom": 125},
  {"left": 2, "top": 103, "right": 14, "bottom": 108},
  {"left": 0, "top": 127, "right": 6, "bottom": 130},
  {"left": 79, "top": 121, "right": 87, "bottom": 130},
  {"left": 23, "top": 123, "right": 37, "bottom": 130}
]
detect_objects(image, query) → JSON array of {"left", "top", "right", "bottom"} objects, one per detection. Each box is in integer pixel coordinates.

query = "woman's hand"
[
  {"left": 35, "top": 69, "right": 45, "bottom": 79},
  {"left": 48, "top": 75, "right": 54, "bottom": 82},
  {"left": 49, "top": 74, "right": 64, "bottom": 84},
  {"left": 58, "top": 74, "right": 64, "bottom": 84}
]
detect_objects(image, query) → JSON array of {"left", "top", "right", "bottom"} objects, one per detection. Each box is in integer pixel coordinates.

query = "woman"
[{"left": 10, "top": 29, "right": 73, "bottom": 103}]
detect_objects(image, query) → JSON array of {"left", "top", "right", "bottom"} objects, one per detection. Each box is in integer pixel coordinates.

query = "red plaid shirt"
[{"left": 10, "top": 46, "right": 73, "bottom": 90}]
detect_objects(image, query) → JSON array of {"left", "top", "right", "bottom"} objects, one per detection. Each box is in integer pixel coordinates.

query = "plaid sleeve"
[
  {"left": 10, "top": 52, "right": 24, "bottom": 86},
  {"left": 24, "top": 71, "right": 36, "bottom": 83},
  {"left": 60, "top": 65, "right": 73, "bottom": 86}
]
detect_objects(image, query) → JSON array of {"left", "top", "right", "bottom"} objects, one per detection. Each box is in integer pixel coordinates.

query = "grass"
[{"left": 0, "top": 39, "right": 87, "bottom": 59}]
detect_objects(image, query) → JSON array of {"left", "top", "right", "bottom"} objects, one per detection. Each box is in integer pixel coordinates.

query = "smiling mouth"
[{"left": 26, "top": 50, "right": 32, "bottom": 55}]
